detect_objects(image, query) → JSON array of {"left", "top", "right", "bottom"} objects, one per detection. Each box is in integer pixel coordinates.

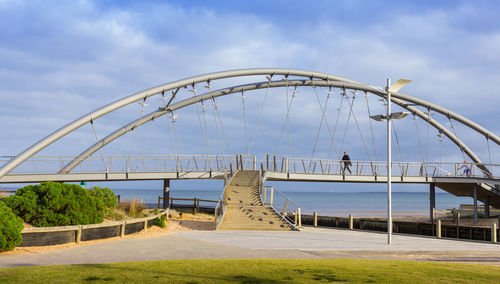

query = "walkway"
[
  {"left": 219, "top": 170, "right": 293, "bottom": 230},
  {"left": 2, "top": 227, "right": 500, "bottom": 267}
]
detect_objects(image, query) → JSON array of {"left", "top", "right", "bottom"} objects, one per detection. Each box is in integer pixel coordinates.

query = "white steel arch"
[{"left": 1, "top": 69, "right": 499, "bottom": 178}]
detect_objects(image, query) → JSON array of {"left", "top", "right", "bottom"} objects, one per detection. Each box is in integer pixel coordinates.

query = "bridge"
[{"left": 1, "top": 68, "right": 499, "bottom": 230}]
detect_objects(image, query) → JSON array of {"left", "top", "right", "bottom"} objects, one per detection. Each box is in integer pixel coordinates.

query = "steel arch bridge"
[{"left": 1, "top": 68, "right": 500, "bottom": 212}]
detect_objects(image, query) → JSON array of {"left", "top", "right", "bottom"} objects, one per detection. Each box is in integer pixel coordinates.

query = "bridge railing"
[
  {"left": 0, "top": 155, "right": 251, "bottom": 175},
  {"left": 263, "top": 154, "right": 500, "bottom": 179},
  {"left": 261, "top": 185, "right": 301, "bottom": 228}
]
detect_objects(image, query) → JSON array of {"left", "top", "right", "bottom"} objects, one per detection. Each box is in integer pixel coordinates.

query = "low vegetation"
[
  {"left": 0, "top": 202, "right": 23, "bottom": 252},
  {"left": 116, "top": 199, "right": 146, "bottom": 218},
  {"left": 1, "top": 259, "right": 500, "bottom": 283}
]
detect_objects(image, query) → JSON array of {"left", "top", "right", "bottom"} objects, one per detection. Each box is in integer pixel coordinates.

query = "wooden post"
[
  {"left": 230, "top": 163, "right": 233, "bottom": 176},
  {"left": 298, "top": 208, "right": 302, "bottom": 227},
  {"left": 235, "top": 155, "right": 239, "bottom": 170},
  {"left": 294, "top": 210, "right": 297, "bottom": 225},
  {"left": 170, "top": 197, "right": 174, "bottom": 208},
  {"left": 144, "top": 220, "right": 148, "bottom": 230},
  {"left": 437, "top": 220, "right": 441, "bottom": 239},
  {"left": 263, "top": 187, "right": 267, "bottom": 205},
  {"left": 158, "top": 196, "right": 162, "bottom": 209},
  {"left": 456, "top": 211, "right": 460, "bottom": 238},
  {"left": 349, "top": 215, "right": 354, "bottom": 230},
  {"left": 270, "top": 187, "right": 274, "bottom": 206},
  {"left": 163, "top": 179, "right": 170, "bottom": 209},
  {"left": 193, "top": 197, "right": 197, "bottom": 215},
  {"left": 76, "top": 225, "right": 82, "bottom": 244},
  {"left": 492, "top": 223, "right": 497, "bottom": 243},
  {"left": 120, "top": 221, "right": 126, "bottom": 238},
  {"left": 266, "top": 154, "right": 269, "bottom": 171},
  {"left": 429, "top": 183, "right": 436, "bottom": 224},
  {"left": 281, "top": 200, "right": 289, "bottom": 216},
  {"left": 313, "top": 212, "right": 318, "bottom": 227},
  {"left": 117, "top": 194, "right": 121, "bottom": 204}
]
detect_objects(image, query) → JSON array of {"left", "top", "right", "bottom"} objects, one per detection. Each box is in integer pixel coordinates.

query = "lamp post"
[{"left": 370, "top": 78, "right": 411, "bottom": 244}]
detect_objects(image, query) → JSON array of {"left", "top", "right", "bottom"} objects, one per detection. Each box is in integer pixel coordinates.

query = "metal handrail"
[{"left": 261, "top": 185, "right": 301, "bottom": 229}]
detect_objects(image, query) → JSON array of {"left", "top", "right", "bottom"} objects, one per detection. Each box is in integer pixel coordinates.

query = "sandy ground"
[{"left": 1, "top": 211, "right": 214, "bottom": 256}]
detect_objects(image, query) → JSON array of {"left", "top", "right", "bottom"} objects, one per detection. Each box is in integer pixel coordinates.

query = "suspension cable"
[
  {"left": 241, "top": 91, "right": 250, "bottom": 154},
  {"left": 347, "top": 92, "right": 373, "bottom": 162},
  {"left": 339, "top": 93, "right": 355, "bottom": 160},
  {"left": 487, "top": 135, "right": 492, "bottom": 166},
  {"left": 274, "top": 84, "right": 296, "bottom": 155},
  {"left": 413, "top": 114, "right": 426, "bottom": 164},
  {"left": 364, "top": 92, "right": 378, "bottom": 161},
  {"left": 391, "top": 120, "right": 404, "bottom": 163},
  {"left": 128, "top": 97, "right": 147, "bottom": 171},
  {"left": 248, "top": 78, "right": 272, "bottom": 153},
  {"left": 166, "top": 113, "right": 177, "bottom": 156},
  {"left": 89, "top": 119, "right": 108, "bottom": 172},
  {"left": 448, "top": 116, "right": 467, "bottom": 161},
  {"left": 311, "top": 85, "right": 332, "bottom": 159},
  {"left": 426, "top": 108, "right": 431, "bottom": 164},
  {"left": 191, "top": 86, "right": 210, "bottom": 156},
  {"left": 213, "top": 95, "right": 231, "bottom": 154},
  {"left": 327, "top": 90, "right": 345, "bottom": 160}
]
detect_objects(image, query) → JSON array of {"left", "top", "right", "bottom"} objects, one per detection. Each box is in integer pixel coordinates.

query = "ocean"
[{"left": 111, "top": 188, "right": 474, "bottom": 217}]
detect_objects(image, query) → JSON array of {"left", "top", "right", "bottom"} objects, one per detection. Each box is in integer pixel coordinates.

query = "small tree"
[{"left": 0, "top": 202, "right": 24, "bottom": 251}]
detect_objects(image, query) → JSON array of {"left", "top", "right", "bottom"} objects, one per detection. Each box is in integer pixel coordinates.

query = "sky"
[{"left": 0, "top": 0, "right": 499, "bottom": 194}]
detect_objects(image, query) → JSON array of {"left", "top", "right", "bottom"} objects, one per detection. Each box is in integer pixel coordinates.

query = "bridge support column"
[
  {"left": 429, "top": 183, "right": 436, "bottom": 224},
  {"left": 484, "top": 196, "right": 490, "bottom": 219},
  {"left": 473, "top": 184, "right": 478, "bottom": 225},
  {"left": 163, "top": 179, "right": 170, "bottom": 209}
]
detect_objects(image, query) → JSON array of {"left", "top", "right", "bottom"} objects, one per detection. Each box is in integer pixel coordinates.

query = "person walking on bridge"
[
  {"left": 458, "top": 160, "right": 471, "bottom": 176},
  {"left": 341, "top": 152, "right": 352, "bottom": 174}
]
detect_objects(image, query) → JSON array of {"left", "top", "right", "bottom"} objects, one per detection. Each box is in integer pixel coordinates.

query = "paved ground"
[{"left": 2, "top": 227, "right": 500, "bottom": 267}]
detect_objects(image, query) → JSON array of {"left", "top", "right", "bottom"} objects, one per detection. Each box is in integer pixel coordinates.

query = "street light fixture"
[{"left": 370, "top": 78, "right": 411, "bottom": 245}]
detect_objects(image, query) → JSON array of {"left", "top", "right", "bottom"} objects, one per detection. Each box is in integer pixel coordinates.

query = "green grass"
[{"left": 1, "top": 259, "right": 500, "bottom": 283}]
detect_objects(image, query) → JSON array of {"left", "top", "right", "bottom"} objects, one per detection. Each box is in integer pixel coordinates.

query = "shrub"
[
  {"left": 2, "top": 182, "right": 105, "bottom": 227},
  {"left": 154, "top": 215, "right": 166, "bottom": 228},
  {"left": 89, "top": 186, "right": 117, "bottom": 217},
  {"left": 0, "top": 202, "right": 24, "bottom": 251}
]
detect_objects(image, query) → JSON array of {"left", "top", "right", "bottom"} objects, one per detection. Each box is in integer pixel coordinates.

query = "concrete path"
[{"left": 2, "top": 227, "right": 500, "bottom": 267}]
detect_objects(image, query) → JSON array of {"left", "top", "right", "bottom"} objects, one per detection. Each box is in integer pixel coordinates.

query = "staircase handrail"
[{"left": 214, "top": 169, "right": 237, "bottom": 230}]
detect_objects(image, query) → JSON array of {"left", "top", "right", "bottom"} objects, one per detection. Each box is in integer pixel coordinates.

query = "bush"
[
  {"left": 154, "top": 215, "right": 166, "bottom": 228},
  {"left": 2, "top": 182, "right": 105, "bottom": 227},
  {"left": 0, "top": 202, "right": 24, "bottom": 251},
  {"left": 89, "top": 186, "right": 117, "bottom": 217}
]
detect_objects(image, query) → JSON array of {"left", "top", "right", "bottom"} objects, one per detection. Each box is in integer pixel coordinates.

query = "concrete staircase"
[{"left": 218, "top": 170, "right": 295, "bottom": 231}]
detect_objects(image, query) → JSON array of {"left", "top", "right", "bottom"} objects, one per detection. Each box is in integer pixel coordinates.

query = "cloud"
[{"left": 0, "top": 0, "right": 499, "bottom": 183}]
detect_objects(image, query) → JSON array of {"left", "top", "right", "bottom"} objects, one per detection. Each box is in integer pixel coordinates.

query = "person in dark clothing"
[{"left": 341, "top": 152, "right": 352, "bottom": 174}]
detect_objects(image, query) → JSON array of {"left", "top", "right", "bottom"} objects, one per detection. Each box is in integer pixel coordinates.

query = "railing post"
[
  {"left": 492, "top": 223, "right": 497, "bottom": 243},
  {"left": 437, "top": 220, "right": 441, "bottom": 239},
  {"left": 266, "top": 154, "right": 269, "bottom": 171},
  {"left": 273, "top": 156, "right": 277, "bottom": 171},
  {"left": 253, "top": 156, "right": 256, "bottom": 170},
  {"left": 313, "top": 212, "right": 318, "bottom": 227},
  {"left": 120, "top": 221, "right": 126, "bottom": 238},
  {"left": 240, "top": 155, "right": 243, "bottom": 170},
  {"left": 76, "top": 225, "right": 82, "bottom": 244},
  {"left": 193, "top": 197, "right": 197, "bottom": 215},
  {"left": 294, "top": 210, "right": 297, "bottom": 225},
  {"left": 270, "top": 187, "right": 274, "bottom": 206},
  {"left": 230, "top": 163, "right": 233, "bottom": 176},
  {"left": 158, "top": 196, "right": 161, "bottom": 209},
  {"left": 143, "top": 220, "right": 148, "bottom": 230},
  {"left": 298, "top": 208, "right": 302, "bottom": 228},
  {"left": 281, "top": 200, "right": 289, "bottom": 216},
  {"left": 170, "top": 197, "right": 174, "bottom": 208},
  {"left": 263, "top": 187, "right": 267, "bottom": 205},
  {"left": 235, "top": 155, "right": 239, "bottom": 170}
]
